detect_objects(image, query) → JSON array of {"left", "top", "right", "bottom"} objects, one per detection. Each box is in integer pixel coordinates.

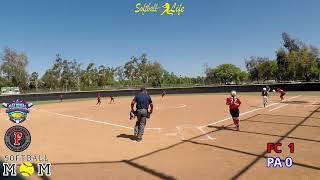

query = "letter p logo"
[{"left": 14, "top": 132, "right": 22, "bottom": 145}]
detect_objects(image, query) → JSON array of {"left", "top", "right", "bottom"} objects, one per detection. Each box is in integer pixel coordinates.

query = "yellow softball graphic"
[{"left": 19, "top": 162, "right": 34, "bottom": 177}]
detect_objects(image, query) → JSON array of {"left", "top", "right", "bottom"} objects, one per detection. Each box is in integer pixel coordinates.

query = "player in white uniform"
[{"left": 262, "top": 88, "right": 269, "bottom": 107}]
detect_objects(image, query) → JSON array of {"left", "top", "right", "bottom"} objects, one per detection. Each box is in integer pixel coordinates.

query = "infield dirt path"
[{"left": 0, "top": 93, "right": 319, "bottom": 180}]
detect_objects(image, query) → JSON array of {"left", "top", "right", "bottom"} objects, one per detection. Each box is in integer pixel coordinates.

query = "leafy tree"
[
  {"left": 81, "top": 63, "right": 98, "bottom": 88},
  {"left": 191, "top": 76, "right": 205, "bottom": 85},
  {"left": 308, "top": 46, "right": 320, "bottom": 81},
  {"left": 52, "top": 54, "right": 63, "bottom": 86},
  {"left": 124, "top": 56, "right": 139, "bottom": 83},
  {"left": 276, "top": 33, "right": 320, "bottom": 82},
  {"left": 115, "top": 66, "right": 125, "bottom": 81},
  {"left": 163, "top": 71, "right": 179, "bottom": 86},
  {"left": 239, "top": 71, "right": 249, "bottom": 83},
  {"left": 205, "top": 67, "right": 218, "bottom": 84},
  {"left": 145, "top": 61, "right": 165, "bottom": 87},
  {"left": 245, "top": 57, "right": 261, "bottom": 82},
  {"left": 98, "top": 65, "right": 115, "bottom": 87},
  {"left": 0, "top": 47, "right": 29, "bottom": 90},
  {"left": 0, "top": 76, "right": 11, "bottom": 87},
  {"left": 297, "top": 48, "right": 318, "bottom": 81},
  {"left": 70, "top": 59, "right": 82, "bottom": 91},
  {"left": 138, "top": 53, "right": 149, "bottom": 83},
  {"left": 276, "top": 48, "right": 289, "bottom": 81},
  {"left": 29, "top": 72, "right": 39, "bottom": 90},
  {"left": 60, "top": 60, "right": 72, "bottom": 91},
  {"left": 41, "top": 55, "right": 82, "bottom": 91},
  {"left": 205, "top": 64, "right": 243, "bottom": 85},
  {"left": 122, "top": 54, "right": 167, "bottom": 87},
  {"left": 245, "top": 57, "right": 277, "bottom": 82},
  {"left": 215, "top": 64, "right": 241, "bottom": 84},
  {"left": 282, "top": 32, "right": 301, "bottom": 52},
  {"left": 41, "top": 69, "right": 58, "bottom": 90},
  {"left": 6, "top": 34, "right": 319, "bottom": 90},
  {"left": 259, "top": 60, "right": 277, "bottom": 82}
]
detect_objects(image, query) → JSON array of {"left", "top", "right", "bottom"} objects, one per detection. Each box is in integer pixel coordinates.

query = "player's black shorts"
[
  {"left": 280, "top": 93, "right": 286, "bottom": 97},
  {"left": 229, "top": 108, "right": 240, "bottom": 117}
]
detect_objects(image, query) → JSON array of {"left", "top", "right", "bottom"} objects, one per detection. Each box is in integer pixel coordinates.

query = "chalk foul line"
[
  {"left": 34, "top": 108, "right": 161, "bottom": 131},
  {"left": 198, "top": 95, "right": 301, "bottom": 129},
  {"left": 156, "top": 104, "right": 187, "bottom": 110},
  {"left": 269, "top": 104, "right": 288, "bottom": 112},
  {"left": 198, "top": 127, "right": 215, "bottom": 140}
]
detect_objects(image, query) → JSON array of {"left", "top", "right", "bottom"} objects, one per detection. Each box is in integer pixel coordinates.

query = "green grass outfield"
[
  {"left": 6, "top": 91, "right": 317, "bottom": 106},
  {"left": 164, "top": 91, "right": 320, "bottom": 96}
]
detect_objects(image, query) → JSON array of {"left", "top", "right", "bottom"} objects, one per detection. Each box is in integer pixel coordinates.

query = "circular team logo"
[{"left": 4, "top": 125, "right": 31, "bottom": 152}]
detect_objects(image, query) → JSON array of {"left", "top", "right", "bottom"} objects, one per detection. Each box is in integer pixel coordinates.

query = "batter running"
[{"left": 226, "top": 90, "right": 241, "bottom": 130}]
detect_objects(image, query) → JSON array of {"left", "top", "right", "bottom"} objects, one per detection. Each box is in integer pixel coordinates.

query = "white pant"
[{"left": 262, "top": 96, "right": 268, "bottom": 104}]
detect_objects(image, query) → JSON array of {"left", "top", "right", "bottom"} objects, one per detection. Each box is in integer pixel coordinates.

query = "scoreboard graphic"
[{"left": 266, "top": 143, "right": 294, "bottom": 168}]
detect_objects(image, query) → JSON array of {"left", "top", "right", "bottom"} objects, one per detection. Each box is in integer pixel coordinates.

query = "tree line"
[
  {"left": 245, "top": 32, "right": 320, "bottom": 82},
  {"left": 0, "top": 51, "right": 205, "bottom": 92},
  {"left": 0, "top": 32, "right": 319, "bottom": 92},
  {"left": 205, "top": 32, "right": 320, "bottom": 84}
]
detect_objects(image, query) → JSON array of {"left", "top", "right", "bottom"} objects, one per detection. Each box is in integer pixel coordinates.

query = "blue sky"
[{"left": 0, "top": 0, "right": 319, "bottom": 77}]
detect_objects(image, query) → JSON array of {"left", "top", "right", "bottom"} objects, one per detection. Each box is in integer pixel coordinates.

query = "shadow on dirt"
[
  {"left": 208, "top": 125, "right": 236, "bottom": 130},
  {"left": 117, "top": 134, "right": 136, "bottom": 141},
  {"left": 249, "top": 105, "right": 263, "bottom": 108},
  {"left": 283, "top": 100, "right": 309, "bottom": 104}
]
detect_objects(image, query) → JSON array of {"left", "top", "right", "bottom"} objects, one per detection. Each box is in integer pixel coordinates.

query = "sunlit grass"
[{"left": 1, "top": 91, "right": 318, "bottom": 106}]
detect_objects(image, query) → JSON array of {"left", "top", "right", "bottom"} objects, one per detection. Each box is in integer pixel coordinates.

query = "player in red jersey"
[
  {"left": 109, "top": 95, "right": 115, "bottom": 104},
  {"left": 96, "top": 92, "right": 101, "bottom": 105},
  {"left": 276, "top": 88, "right": 286, "bottom": 101},
  {"left": 226, "top": 90, "right": 242, "bottom": 130}
]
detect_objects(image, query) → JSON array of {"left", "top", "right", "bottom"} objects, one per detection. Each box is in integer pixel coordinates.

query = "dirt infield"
[{"left": 0, "top": 92, "right": 319, "bottom": 180}]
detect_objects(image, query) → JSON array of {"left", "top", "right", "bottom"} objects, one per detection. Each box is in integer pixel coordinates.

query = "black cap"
[{"left": 140, "top": 87, "right": 146, "bottom": 91}]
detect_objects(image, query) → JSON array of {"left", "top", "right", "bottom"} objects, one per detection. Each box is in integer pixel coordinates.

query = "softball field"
[{"left": 0, "top": 92, "right": 319, "bottom": 180}]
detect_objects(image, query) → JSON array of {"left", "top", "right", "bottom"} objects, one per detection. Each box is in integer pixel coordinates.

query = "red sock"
[{"left": 233, "top": 120, "right": 239, "bottom": 127}]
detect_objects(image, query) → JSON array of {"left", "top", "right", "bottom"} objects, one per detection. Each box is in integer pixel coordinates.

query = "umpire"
[{"left": 131, "top": 87, "right": 154, "bottom": 142}]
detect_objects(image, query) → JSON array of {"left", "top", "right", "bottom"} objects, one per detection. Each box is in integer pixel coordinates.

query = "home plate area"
[{"left": 175, "top": 125, "right": 215, "bottom": 141}]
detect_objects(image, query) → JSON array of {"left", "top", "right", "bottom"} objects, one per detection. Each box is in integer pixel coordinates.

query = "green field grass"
[
  {"left": 1, "top": 91, "right": 318, "bottom": 106},
  {"left": 165, "top": 91, "right": 320, "bottom": 96},
  {"left": 27, "top": 95, "right": 134, "bottom": 105}
]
